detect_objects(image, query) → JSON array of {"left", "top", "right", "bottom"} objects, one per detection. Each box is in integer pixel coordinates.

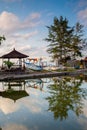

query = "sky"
[{"left": 0, "top": 0, "right": 87, "bottom": 62}]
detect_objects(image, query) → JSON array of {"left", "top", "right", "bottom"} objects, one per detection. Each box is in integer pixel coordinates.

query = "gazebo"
[
  {"left": 0, "top": 90, "right": 29, "bottom": 102},
  {"left": 0, "top": 48, "right": 29, "bottom": 70}
]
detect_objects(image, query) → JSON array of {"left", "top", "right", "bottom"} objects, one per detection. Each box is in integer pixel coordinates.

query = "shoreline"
[{"left": 0, "top": 69, "right": 87, "bottom": 81}]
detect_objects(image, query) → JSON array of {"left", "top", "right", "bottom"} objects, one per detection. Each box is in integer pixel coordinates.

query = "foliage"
[
  {"left": 45, "top": 16, "right": 86, "bottom": 66},
  {"left": 4, "top": 60, "right": 14, "bottom": 69},
  {"left": 0, "top": 35, "right": 6, "bottom": 44},
  {"left": 46, "top": 77, "right": 87, "bottom": 120}
]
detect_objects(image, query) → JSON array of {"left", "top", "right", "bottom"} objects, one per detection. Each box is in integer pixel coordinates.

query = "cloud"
[
  {"left": 2, "top": 123, "right": 28, "bottom": 130},
  {"left": 12, "top": 31, "right": 38, "bottom": 40},
  {"left": 19, "top": 45, "right": 31, "bottom": 52},
  {"left": 2, "top": 123, "right": 39, "bottom": 130},
  {"left": 0, "top": 11, "right": 41, "bottom": 34},
  {"left": 82, "top": 100, "right": 87, "bottom": 118},
  {"left": 78, "top": 0, "right": 87, "bottom": 8},
  {"left": 0, "top": 98, "right": 19, "bottom": 114},
  {"left": 22, "top": 13, "right": 41, "bottom": 29},
  {"left": 0, "top": 11, "right": 48, "bottom": 60},
  {"left": 77, "top": 8, "right": 87, "bottom": 26},
  {"left": 0, "top": 11, "right": 20, "bottom": 33},
  {"left": 0, "top": 39, "right": 48, "bottom": 61},
  {"left": 30, "top": 13, "right": 41, "bottom": 20},
  {"left": 23, "top": 98, "right": 42, "bottom": 113},
  {"left": 66, "top": 0, "right": 87, "bottom": 12},
  {"left": 21, "top": 46, "right": 48, "bottom": 58}
]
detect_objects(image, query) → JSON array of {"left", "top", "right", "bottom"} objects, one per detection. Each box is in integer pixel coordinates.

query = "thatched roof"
[
  {"left": 0, "top": 48, "right": 29, "bottom": 58},
  {"left": 0, "top": 90, "right": 29, "bottom": 102}
]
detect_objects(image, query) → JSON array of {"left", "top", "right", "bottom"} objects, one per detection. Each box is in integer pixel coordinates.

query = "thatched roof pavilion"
[
  {"left": 1, "top": 48, "right": 28, "bottom": 58},
  {"left": 0, "top": 48, "right": 29, "bottom": 70}
]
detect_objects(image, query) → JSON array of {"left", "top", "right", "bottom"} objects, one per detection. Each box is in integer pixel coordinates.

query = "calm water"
[{"left": 0, "top": 76, "right": 87, "bottom": 130}]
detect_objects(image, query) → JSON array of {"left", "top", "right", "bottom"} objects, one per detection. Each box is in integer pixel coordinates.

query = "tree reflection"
[{"left": 46, "top": 76, "right": 87, "bottom": 120}]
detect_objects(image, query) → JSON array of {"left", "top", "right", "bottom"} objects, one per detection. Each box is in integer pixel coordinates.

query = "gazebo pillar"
[
  {"left": 19, "top": 58, "right": 22, "bottom": 69},
  {"left": 2, "top": 59, "right": 3, "bottom": 68},
  {"left": 23, "top": 59, "right": 25, "bottom": 70}
]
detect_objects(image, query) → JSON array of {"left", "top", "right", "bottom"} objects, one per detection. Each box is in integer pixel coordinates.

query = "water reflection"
[
  {"left": 0, "top": 80, "right": 29, "bottom": 102},
  {"left": 0, "top": 77, "right": 87, "bottom": 130},
  {"left": 0, "top": 78, "right": 45, "bottom": 103},
  {"left": 46, "top": 76, "right": 87, "bottom": 120},
  {"left": 25, "top": 78, "right": 44, "bottom": 91},
  {"left": 2, "top": 123, "right": 28, "bottom": 130}
]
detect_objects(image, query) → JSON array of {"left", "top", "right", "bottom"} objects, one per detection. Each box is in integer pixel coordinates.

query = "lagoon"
[{"left": 0, "top": 76, "right": 87, "bottom": 130}]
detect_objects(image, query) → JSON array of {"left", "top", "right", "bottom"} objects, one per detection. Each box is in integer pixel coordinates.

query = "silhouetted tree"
[{"left": 45, "top": 16, "right": 86, "bottom": 65}]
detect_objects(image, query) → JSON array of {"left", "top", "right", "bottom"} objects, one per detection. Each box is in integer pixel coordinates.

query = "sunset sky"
[{"left": 0, "top": 0, "right": 87, "bottom": 61}]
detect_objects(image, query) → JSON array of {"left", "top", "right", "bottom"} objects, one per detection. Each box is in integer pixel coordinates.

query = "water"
[{"left": 0, "top": 76, "right": 87, "bottom": 130}]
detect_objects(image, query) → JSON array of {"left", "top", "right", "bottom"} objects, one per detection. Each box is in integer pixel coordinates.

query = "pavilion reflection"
[
  {"left": 0, "top": 80, "right": 29, "bottom": 102},
  {"left": 46, "top": 76, "right": 87, "bottom": 121},
  {"left": 0, "top": 78, "right": 45, "bottom": 102}
]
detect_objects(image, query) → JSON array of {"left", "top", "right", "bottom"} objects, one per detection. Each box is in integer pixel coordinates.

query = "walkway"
[{"left": 0, "top": 69, "right": 87, "bottom": 81}]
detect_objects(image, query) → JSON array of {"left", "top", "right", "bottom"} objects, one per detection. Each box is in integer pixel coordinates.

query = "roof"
[
  {"left": 0, "top": 48, "right": 29, "bottom": 58},
  {"left": 84, "top": 57, "right": 87, "bottom": 61},
  {"left": 0, "top": 90, "right": 29, "bottom": 102}
]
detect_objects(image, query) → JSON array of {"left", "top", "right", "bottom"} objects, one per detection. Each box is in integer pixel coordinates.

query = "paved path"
[{"left": 0, "top": 69, "right": 87, "bottom": 81}]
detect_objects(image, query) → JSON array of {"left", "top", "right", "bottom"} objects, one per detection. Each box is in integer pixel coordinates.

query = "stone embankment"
[{"left": 0, "top": 69, "right": 87, "bottom": 81}]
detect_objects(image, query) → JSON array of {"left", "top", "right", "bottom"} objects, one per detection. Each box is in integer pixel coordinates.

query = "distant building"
[
  {"left": 80, "top": 57, "right": 87, "bottom": 69},
  {"left": 67, "top": 57, "right": 87, "bottom": 69}
]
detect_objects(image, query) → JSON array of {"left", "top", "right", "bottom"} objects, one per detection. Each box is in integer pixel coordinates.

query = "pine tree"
[{"left": 45, "top": 16, "right": 86, "bottom": 66}]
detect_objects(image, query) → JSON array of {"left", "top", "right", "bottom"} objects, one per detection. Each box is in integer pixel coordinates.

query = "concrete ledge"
[{"left": 0, "top": 69, "right": 87, "bottom": 81}]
